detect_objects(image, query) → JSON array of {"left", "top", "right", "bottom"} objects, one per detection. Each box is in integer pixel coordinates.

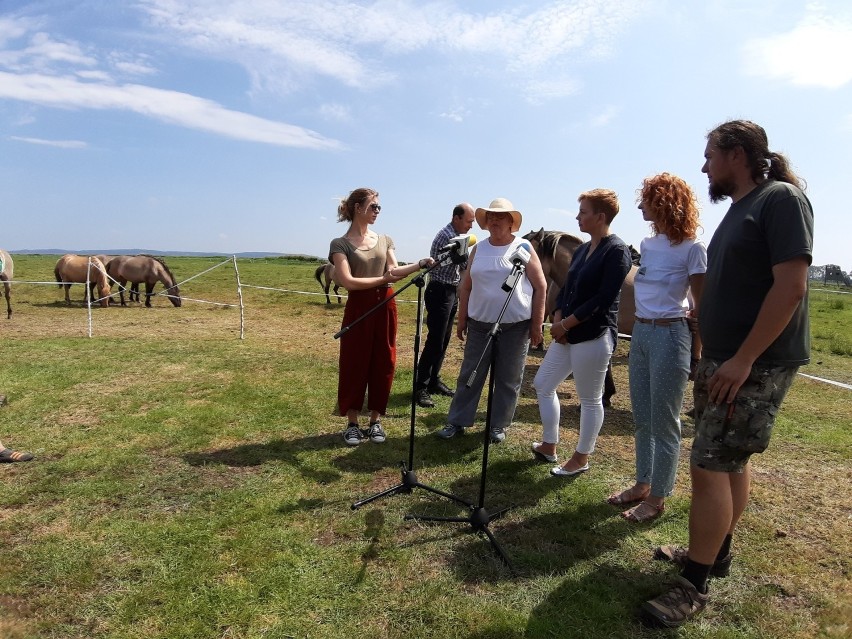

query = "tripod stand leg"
[
  {"left": 479, "top": 523, "right": 514, "bottom": 571},
  {"left": 352, "top": 462, "right": 475, "bottom": 511},
  {"left": 405, "top": 505, "right": 515, "bottom": 570}
]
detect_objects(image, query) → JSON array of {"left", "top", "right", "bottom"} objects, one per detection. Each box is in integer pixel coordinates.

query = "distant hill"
[{"left": 11, "top": 249, "right": 322, "bottom": 260}]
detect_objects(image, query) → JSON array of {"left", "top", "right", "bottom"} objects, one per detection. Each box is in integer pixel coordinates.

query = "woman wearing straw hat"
[
  {"left": 531, "top": 189, "right": 632, "bottom": 476},
  {"left": 330, "top": 187, "right": 434, "bottom": 446},
  {"left": 436, "top": 198, "right": 547, "bottom": 442}
]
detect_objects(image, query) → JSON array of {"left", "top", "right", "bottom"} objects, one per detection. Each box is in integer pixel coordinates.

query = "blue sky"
[{"left": 1, "top": 1, "right": 849, "bottom": 267}]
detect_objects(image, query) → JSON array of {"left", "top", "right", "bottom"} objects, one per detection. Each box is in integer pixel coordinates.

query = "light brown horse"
[
  {"left": 54, "top": 254, "right": 111, "bottom": 307},
  {"left": 1, "top": 249, "right": 13, "bottom": 319},
  {"left": 523, "top": 228, "right": 639, "bottom": 406},
  {"left": 106, "top": 255, "right": 181, "bottom": 307},
  {"left": 314, "top": 263, "right": 343, "bottom": 304}
]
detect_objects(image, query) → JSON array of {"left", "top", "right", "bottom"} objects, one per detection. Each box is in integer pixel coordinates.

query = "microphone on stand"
[
  {"left": 502, "top": 241, "right": 532, "bottom": 291},
  {"left": 438, "top": 234, "right": 477, "bottom": 264}
]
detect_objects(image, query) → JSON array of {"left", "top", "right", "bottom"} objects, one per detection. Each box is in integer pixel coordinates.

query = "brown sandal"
[
  {"left": 622, "top": 500, "right": 664, "bottom": 522},
  {"left": 607, "top": 485, "right": 649, "bottom": 506}
]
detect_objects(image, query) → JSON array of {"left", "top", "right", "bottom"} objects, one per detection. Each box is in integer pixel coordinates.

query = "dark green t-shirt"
[{"left": 699, "top": 180, "right": 813, "bottom": 366}]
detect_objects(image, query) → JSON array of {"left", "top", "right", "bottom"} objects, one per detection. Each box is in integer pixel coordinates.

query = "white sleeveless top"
[{"left": 468, "top": 236, "right": 533, "bottom": 323}]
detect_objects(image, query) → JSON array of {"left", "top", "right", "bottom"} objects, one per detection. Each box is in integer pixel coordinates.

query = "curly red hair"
[{"left": 637, "top": 173, "right": 701, "bottom": 244}]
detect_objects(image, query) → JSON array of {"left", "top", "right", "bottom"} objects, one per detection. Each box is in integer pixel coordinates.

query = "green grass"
[{"left": 1, "top": 256, "right": 850, "bottom": 638}]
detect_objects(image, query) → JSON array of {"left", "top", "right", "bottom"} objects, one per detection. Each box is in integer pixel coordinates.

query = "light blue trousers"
[
  {"left": 628, "top": 320, "right": 691, "bottom": 498},
  {"left": 447, "top": 319, "right": 530, "bottom": 431}
]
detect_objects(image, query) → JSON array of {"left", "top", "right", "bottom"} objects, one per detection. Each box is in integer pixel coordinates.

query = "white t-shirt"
[{"left": 634, "top": 234, "right": 707, "bottom": 319}]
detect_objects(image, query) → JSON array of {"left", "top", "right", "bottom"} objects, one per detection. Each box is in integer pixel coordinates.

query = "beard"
[{"left": 708, "top": 177, "right": 736, "bottom": 203}]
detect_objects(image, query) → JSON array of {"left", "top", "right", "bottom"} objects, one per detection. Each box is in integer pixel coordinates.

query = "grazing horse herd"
[
  {"left": 7, "top": 233, "right": 635, "bottom": 400},
  {"left": 0, "top": 250, "right": 182, "bottom": 316}
]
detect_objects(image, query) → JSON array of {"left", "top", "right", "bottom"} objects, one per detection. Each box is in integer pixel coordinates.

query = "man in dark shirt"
[
  {"left": 642, "top": 120, "right": 814, "bottom": 628},
  {"left": 415, "top": 203, "right": 475, "bottom": 408}
]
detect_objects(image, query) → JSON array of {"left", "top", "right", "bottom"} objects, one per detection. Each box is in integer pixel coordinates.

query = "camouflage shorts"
[{"left": 690, "top": 358, "right": 798, "bottom": 473}]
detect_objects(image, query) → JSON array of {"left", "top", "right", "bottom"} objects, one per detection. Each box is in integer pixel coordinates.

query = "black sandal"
[{"left": 0, "top": 448, "right": 34, "bottom": 463}]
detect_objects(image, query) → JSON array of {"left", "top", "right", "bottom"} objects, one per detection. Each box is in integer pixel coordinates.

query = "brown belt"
[{"left": 635, "top": 316, "right": 686, "bottom": 326}]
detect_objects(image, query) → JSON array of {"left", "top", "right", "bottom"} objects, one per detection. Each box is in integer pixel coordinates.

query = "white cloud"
[
  {"left": 319, "top": 103, "right": 351, "bottom": 122},
  {"left": 0, "top": 71, "right": 343, "bottom": 150},
  {"left": 590, "top": 105, "right": 620, "bottom": 127},
  {"left": 523, "top": 77, "right": 581, "bottom": 105},
  {"left": 9, "top": 135, "right": 87, "bottom": 148},
  {"left": 743, "top": 7, "right": 852, "bottom": 89},
  {"left": 438, "top": 106, "right": 470, "bottom": 123},
  {"left": 137, "top": 0, "right": 647, "bottom": 97}
]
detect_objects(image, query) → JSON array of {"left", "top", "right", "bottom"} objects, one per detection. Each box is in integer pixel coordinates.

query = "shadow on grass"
[
  {"left": 524, "top": 564, "right": 666, "bottom": 639},
  {"left": 183, "top": 433, "right": 344, "bottom": 483},
  {"left": 395, "top": 455, "right": 655, "bottom": 583}
]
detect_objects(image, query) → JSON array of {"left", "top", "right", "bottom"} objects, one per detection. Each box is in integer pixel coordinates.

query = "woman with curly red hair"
[{"left": 609, "top": 173, "right": 706, "bottom": 521}]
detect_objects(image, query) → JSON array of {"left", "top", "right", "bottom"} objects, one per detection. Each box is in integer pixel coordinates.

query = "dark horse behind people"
[
  {"left": 523, "top": 228, "right": 640, "bottom": 406},
  {"left": 106, "top": 255, "right": 181, "bottom": 307},
  {"left": 54, "top": 254, "right": 112, "bottom": 307},
  {"left": 314, "top": 263, "right": 344, "bottom": 304},
  {"left": 1, "top": 249, "right": 13, "bottom": 318}
]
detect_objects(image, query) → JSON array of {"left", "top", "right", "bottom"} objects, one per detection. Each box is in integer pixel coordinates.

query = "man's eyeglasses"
[{"left": 369, "top": 203, "right": 382, "bottom": 212}]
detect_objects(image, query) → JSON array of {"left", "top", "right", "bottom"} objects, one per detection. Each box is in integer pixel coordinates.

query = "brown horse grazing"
[
  {"left": 106, "top": 255, "right": 181, "bottom": 307},
  {"left": 1, "top": 249, "right": 13, "bottom": 319},
  {"left": 314, "top": 263, "right": 343, "bottom": 304},
  {"left": 96, "top": 255, "right": 140, "bottom": 302},
  {"left": 54, "top": 254, "right": 111, "bottom": 307},
  {"left": 523, "top": 228, "right": 639, "bottom": 406}
]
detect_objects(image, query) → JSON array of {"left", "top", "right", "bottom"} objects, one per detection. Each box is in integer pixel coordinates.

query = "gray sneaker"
[
  {"left": 436, "top": 423, "right": 464, "bottom": 439},
  {"left": 367, "top": 421, "right": 386, "bottom": 443},
  {"left": 489, "top": 428, "right": 506, "bottom": 443},
  {"left": 343, "top": 423, "right": 365, "bottom": 446},
  {"left": 641, "top": 576, "right": 709, "bottom": 628}
]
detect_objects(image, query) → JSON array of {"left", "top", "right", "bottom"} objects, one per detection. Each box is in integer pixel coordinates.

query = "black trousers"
[{"left": 416, "top": 280, "right": 458, "bottom": 391}]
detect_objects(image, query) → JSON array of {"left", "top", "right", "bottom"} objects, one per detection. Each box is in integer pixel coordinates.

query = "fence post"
[
  {"left": 86, "top": 257, "right": 93, "bottom": 338},
  {"left": 233, "top": 255, "right": 245, "bottom": 340}
]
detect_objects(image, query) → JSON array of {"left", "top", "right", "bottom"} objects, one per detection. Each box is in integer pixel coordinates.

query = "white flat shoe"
[
  {"left": 531, "top": 442, "right": 557, "bottom": 463},
  {"left": 550, "top": 463, "right": 590, "bottom": 477}
]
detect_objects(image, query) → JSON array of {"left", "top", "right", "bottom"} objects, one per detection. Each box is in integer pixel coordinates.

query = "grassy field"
[{"left": 1, "top": 255, "right": 850, "bottom": 639}]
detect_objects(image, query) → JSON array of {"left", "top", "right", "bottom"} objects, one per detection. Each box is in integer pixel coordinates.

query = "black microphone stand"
[
  {"left": 351, "top": 250, "right": 473, "bottom": 511},
  {"left": 404, "top": 260, "right": 527, "bottom": 570}
]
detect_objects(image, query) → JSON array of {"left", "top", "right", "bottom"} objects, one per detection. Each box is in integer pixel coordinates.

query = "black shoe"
[
  {"left": 367, "top": 421, "right": 386, "bottom": 443},
  {"left": 343, "top": 423, "right": 365, "bottom": 446},
  {"left": 429, "top": 380, "right": 455, "bottom": 397},
  {"left": 415, "top": 389, "right": 435, "bottom": 408},
  {"left": 653, "top": 545, "right": 732, "bottom": 578}
]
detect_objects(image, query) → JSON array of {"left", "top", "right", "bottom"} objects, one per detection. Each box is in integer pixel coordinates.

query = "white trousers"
[{"left": 533, "top": 331, "right": 614, "bottom": 454}]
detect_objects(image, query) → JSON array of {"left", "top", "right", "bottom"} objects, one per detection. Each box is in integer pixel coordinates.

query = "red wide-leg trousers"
[{"left": 337, "top": 286, "right": 397, "bottom": 417}]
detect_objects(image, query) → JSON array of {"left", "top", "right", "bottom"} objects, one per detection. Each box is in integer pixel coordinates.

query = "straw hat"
[{"left": 474, "top": 198, "right": 522, "bottom": 232}]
